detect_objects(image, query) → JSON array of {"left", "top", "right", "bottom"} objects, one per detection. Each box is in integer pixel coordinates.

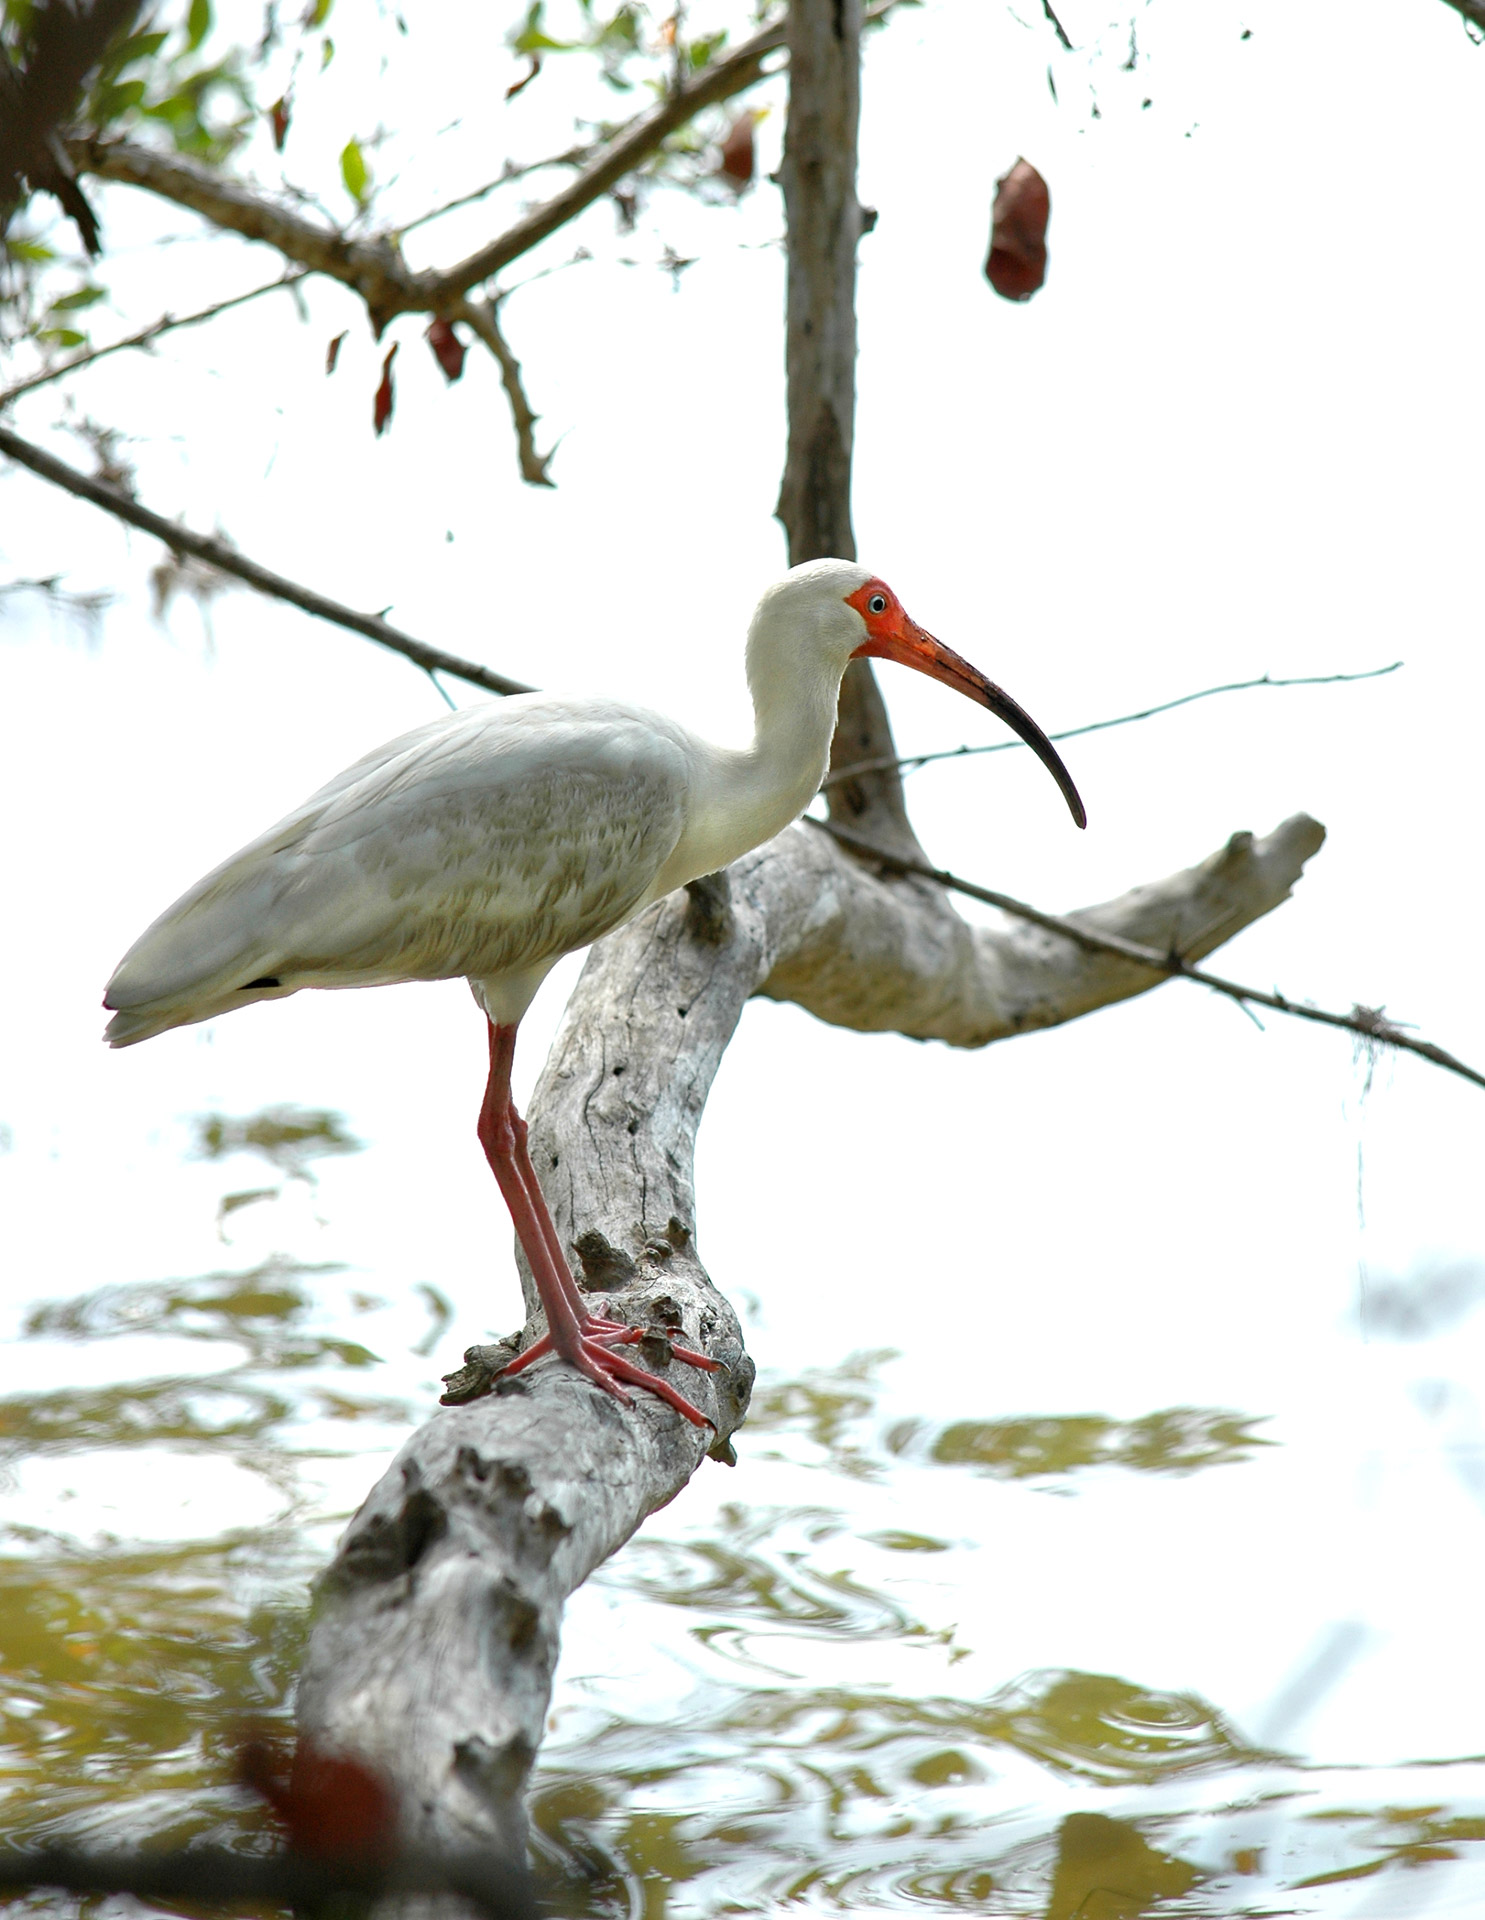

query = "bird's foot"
[{"left": 484, "top": 1312, "right": 718, "bottom": 1425}]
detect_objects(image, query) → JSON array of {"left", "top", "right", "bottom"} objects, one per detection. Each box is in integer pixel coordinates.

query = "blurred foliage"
[
  {"left": 1, "top": 0, "right": 251, "bottom": 351},
  {"left": 0, "top": 0, "right": 787, "bottom": 375}
]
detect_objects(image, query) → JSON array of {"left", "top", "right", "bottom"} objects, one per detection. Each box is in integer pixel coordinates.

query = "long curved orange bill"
[{"left": 852, "top": 620, "right": 1087, "bottom": 829}]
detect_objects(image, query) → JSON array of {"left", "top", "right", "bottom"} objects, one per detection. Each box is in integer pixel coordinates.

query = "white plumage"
[
  {"left": 104, "top": 696, "right": 700, "bottom": 1043},
  {"left": 105, "top": 559, "right": 1084, "bottom": 1422}
]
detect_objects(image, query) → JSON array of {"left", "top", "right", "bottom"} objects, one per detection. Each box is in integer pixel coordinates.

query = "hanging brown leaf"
[
  {"left": 373, "top": 341, "right": 398, "bottom": 435},
  {"left": 986, "top": 157, "right": 1050, "bottom": 303},
  {"left": 505, "top": 55, "right": 540, "bottom": 99},
  {"left": 718, "top": 112, "right": 756, "bottom": 188},
  {"left": 325, "top": 329, "right": 347, "bottom": 374},
  {"left": 269, "top": 93, "right": 292, "bottom": 150},
  {"left": 425, "top": 318, "right": 465, "bottom": 383}
]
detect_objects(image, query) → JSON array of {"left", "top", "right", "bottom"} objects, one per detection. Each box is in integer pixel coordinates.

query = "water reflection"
[
  {"left": 2, "top": 1260, "right": 1484, "bottom": 1916},
  {"left": 1359, "top": 1257, "right": 1485, "bottom": 1341},
  {"left": 192, "top": 1102, "right": 362, "bottom": 1229},
  {"left": 1044, "top": 1812, "right": 1200, "bottom": 1919},
  {"left": 891, "top": 1407, "right": 1273, "bottom": 1481}
]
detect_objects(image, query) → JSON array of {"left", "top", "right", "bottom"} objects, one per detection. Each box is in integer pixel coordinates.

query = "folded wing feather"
[{"left": 103, "top": 697, "right": 693, "bottom": 1046}]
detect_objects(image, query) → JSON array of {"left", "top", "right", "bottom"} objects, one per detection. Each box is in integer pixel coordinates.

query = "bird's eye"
[{"left": 867, "top": 593, "right": 888, "bottom": 615}]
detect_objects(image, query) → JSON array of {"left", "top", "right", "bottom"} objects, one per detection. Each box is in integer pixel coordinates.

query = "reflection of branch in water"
[
  {"left": 0, "top": 1843, "right": 533, "bottom": 1917},
  {"left": 1252, "top": 1618, "right": 1372, "bottom": 1749},
  {"left": 1359, "top": 1258, "right": 1485, "bottom": 1341}
]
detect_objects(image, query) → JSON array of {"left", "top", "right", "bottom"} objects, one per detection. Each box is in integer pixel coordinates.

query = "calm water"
[{"left": 2, "top": 1103, "right": 1484, "bottom": 1918}]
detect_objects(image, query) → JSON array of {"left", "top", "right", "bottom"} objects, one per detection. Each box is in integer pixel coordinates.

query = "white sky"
[{"left": 2, "top": 0, "right": 1485, "bottom": 1813}]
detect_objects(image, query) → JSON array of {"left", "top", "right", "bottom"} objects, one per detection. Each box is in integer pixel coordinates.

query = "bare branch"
[
  {"left": 297, "top": 811, "right": 1324, "bottom": 1854},
  {"left": 1040, "top": 0, "right": 1075, "bottom": 51},
  {"left": 67, "top": 134, "right": 425, "bottom": 329},
  {"left": 821, "top": 662, "right": 1405, "bottom": 789},
  {"left": 812, "top": 818, "right": 1485, "bottom": 1091},
  {"left": 453, "top": 295, "right": 554, "bottom": 487},
  {"left": 66, "top": 3, "right": 905, "bottom": 329},
  {"left": 0, "top": 421, "right": 532, "bottom": 697},
  {"left": 62, "top": 15, "right": 789, "bottom": 327},
  {"left": 0, "top": 270, "right": 311, "bottom": 409},
  {"left": 399, "top": 146, "right": 597, "bottom": 240}
]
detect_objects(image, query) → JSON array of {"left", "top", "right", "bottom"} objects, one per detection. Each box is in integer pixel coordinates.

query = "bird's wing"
[{"left": 104, "top": 697, "right": 693, "bottom": 1043}]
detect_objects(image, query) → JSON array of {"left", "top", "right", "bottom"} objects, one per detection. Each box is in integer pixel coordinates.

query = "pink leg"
[{"left": 476, "top": 1021, "right": 717, "bottom": 1426}]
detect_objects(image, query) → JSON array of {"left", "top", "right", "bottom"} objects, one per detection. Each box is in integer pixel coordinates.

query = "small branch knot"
[
  {"left": 572, "top": 1229, "right": 639, "bottom": 1291},
  {"left": 684, "top": 869, "right": 733, "bottom": 944}
]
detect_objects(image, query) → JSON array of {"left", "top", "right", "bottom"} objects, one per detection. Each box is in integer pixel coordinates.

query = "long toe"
[{"left": 586, "top": 1340, "right": 714, "bottom": 1427}]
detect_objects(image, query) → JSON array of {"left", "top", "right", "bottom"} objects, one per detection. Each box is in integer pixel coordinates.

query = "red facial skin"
[{"left": 843, "top": 577, "right": 1087, "bottom": 829}]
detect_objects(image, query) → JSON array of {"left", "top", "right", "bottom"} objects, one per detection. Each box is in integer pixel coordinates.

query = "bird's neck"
[{"left": 660, "top": 617, "right": 848, "bottom": 888}]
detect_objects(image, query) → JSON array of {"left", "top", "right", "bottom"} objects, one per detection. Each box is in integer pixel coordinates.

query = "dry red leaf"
[
  {"left": 240, "top": 1738, "right": 395, "bottom": 1862},
  {"left": 269, "top": 94, "right": 291, "bottom": 151},
  {"left": 505, "top": 55, "right": 540, "bottom": 100},
  {"left": 325, "top": 329, "right": 347, "bottom": 375},
  {"left": 719, "top": 113, "right": 755, "bottom": 187},
  {"left": 373, "top": 341, "right": 398, "bottom": 435},
  {"left": 986, "top": 157, "right": 1050, "bottom": 302},
  {"left": 425, "top": 318, "right": 465, "bottom": 383}
]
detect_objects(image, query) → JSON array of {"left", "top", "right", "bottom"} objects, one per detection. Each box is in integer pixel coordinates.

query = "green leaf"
[
  {"left": 92, "top": 77, "right": 147, "bottom": 121},
  {"left": 511, "top": 3, "right": 569, "bottom": 53},
  {"left": 306, "top": 0, "right": 333, "bottom": 24},
  {"left": 339, "top": 137, "right": 368, "bottom": 204},
  {"left": 320, "top": 33, "right": 334, "bottom": 67},
  {"left": 38, "top": 328, "right": 86, "bottom": 347},
  {"left": 5, "top": 239, "right": 54, "bottom": 263},
  {"left": 185, "top": 0, "right": 212, "bottom": 51},
  {"left": 688, "top": 28, "right": 727, "bottom": 66},
  {"left": 92, "top": 26, "right": 167, "bottom": 86},
  {"left": 49, "top": 285, "right": 107, "bottom": 311}
]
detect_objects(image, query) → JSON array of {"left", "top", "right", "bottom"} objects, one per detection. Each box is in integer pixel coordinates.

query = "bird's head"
[{"left": 755, "top": 558, "right": 1086, "bottom": 828}]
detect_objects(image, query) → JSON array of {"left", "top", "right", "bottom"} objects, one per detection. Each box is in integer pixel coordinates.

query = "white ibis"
[{"left": 104, "top": 559, "right": 1085, "bottom": 1424}]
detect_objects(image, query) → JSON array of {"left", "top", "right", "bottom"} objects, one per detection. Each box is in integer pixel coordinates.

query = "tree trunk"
[{"left": 776, "top": 0, "right": 923, "bottom": 861}]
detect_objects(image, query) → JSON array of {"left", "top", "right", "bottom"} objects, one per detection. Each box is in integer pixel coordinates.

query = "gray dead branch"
[{"left": 296, "top": 809, "right": 1323, "bottom": 1876}]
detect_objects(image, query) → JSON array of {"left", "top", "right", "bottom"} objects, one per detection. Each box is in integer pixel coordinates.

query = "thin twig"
[
  {"left": 1041, "top": 0, "right": 1075, "bottom": 51},
  {"left": 454, "top": 294, "right": 554, "bottom": 486},
  {"left": 810, "top": 818, "right": 1485, "bottom": 1093},
  {"left": 0, "top": 421, "right": 532, "bottom": 697},
  {"left": 399, "top": 147, "right": 596, "bottom": 238},
  {"left": 67, "top": 0, "right": 903, "bottom": 317},
  {"left": 820, "top": 664, "right": 1403, "bottom": 789},
  {"left": 0, "top": 271, "right": 311, "bottom": 409}
]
